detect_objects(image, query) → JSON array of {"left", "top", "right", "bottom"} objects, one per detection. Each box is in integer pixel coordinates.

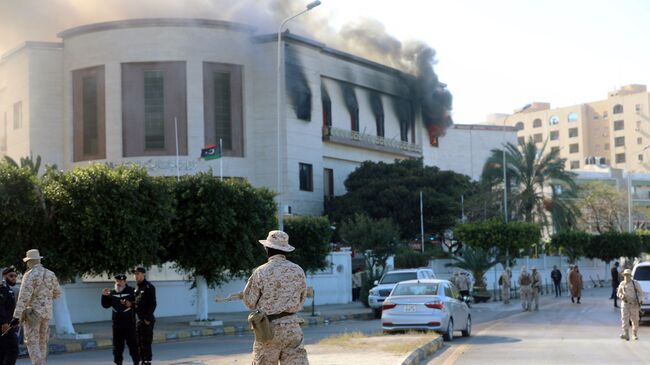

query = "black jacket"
[
  {"left": 551, "top": 269, "right": 562, "bottom": 283},
  {"left": 101, "top": 285, "right": 136, "bottom": 327},
  {"left": 134, "top": 279, "right": 156, "bottom": 322},
  {"left": 0, "top": 281, "right": 16, "bottom": 325}
]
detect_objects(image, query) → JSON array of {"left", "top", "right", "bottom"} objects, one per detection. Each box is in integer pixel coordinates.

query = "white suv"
[
  {"left": 368, "top": 268, "right": 436, "bottom": 318},
  {"left": 632, "top": 262, "right": 650, "bottom": 316}
]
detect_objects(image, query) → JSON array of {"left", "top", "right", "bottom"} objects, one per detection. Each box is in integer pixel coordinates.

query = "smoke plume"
[
  {"left": 340, "top": 82, "right": 359, "bottom": 132},
  {"left": 368, "top": 91, "right": 385, "bottom": 137},
  {"left": 285, "top": 43, "right": 312, "bottom": 121}
]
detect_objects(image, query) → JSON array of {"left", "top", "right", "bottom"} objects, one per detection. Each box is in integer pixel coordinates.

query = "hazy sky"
[{"left": 1, "top": 0, "right": 649, "bottom": 124}]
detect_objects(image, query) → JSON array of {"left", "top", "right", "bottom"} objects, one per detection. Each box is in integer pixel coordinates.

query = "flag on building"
[{"left": 201, "top": 144, "right": 221, "bottom": 160}]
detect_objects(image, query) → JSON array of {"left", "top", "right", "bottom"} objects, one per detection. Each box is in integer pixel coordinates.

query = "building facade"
[
  {"left": 486, "top": 85, "right": 650, "bottom": 172},
  {"left": 0, "top": 18, "right": 516, "bottom": 217}
]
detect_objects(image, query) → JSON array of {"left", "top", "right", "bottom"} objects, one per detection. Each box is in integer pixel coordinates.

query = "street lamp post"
[{"left": 276, "top": 0, "right": 322, "bottom": 231}]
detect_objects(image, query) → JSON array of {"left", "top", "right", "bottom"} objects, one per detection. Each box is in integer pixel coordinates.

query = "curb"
[
  {"left": 20, "top": 310, "right": 375, "bottom": 357},
  {"left": 399, "top": 336, "right": 444, "bottom": 365}
]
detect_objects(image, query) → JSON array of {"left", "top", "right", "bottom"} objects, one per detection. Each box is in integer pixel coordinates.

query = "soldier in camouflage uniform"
[
  {"left": 500, "top": 268, "right": 511, "bottom": 304},
  {"left": 244, "top": 230, "right": 308, "bottom": 365},
  {"left": 12, "top": 249, "right": 61, "bottom": 365},
  {"left": 518, "top": 266, "right": 532, "bottom": 311},
  {"left": 617, "top": 269, "right": 643, "bottom": 341},
  {"left": 530, "top": 267, "right": 542, "bottom": 311}
]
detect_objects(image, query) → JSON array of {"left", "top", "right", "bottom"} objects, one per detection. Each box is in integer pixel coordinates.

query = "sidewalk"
[{"left": 31, "top": 302, "right": 374, "bottom": 356}]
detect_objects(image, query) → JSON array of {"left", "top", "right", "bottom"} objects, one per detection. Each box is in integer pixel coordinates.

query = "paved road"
[
  {"left": 18, "top": 319, "right": 380, "bottom": 365},
  {"left": 427, "top": 287, "right": 650, "bottom": 365}
]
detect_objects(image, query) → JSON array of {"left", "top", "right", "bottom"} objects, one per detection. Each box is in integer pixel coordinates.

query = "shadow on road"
[{"left": 451, "top": 335, "right": 521, "bottom": 345}]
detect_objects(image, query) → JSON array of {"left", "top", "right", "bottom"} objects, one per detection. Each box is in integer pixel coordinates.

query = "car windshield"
[
  {"left": 392, "top": 283, "right": 439, "bottom": 296},
  {"left": 634, "top": 266, "right": 650, "bottom": 281},
  {"left": 380, "top": 272, "right": 418, "bottom": 284}
]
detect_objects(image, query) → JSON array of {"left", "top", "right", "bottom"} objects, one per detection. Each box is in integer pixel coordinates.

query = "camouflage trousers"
[
  {"left": 520, "top": 285, "right": 532, "bottom": 310},
  {"left": 501, "top": 286, "right": 510, "bottom": 303},
  {"left": 23, "top": 318, "right": 50, "bottom": 365},
  {"left": 621, "top": 303, "right": 640, "bottom": 335},
  {"left": 531, "top": 288, "right": 540, "bottom": 309},
  {"left": 253, "top": 322, "right": 308, "bottom": 365}
]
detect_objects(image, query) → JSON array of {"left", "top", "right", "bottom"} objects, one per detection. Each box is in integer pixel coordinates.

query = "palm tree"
[
  {"left": 446, "top": 246, "right": 498, "bottom": 290},
  {"left": 481, "top": 137, "right": 579, "bottom": 233}
]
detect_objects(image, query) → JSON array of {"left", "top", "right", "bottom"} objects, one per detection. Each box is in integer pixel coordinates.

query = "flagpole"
[
  {"left": 174, "top": 117, "right": 180, "bottom": 181},
  {"left": 219, "top": 138, "right": 223, "bottom": 181}
]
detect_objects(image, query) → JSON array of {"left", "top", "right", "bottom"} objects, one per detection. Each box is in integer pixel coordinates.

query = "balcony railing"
[{"left": 322, "top": 126, "right": 422, "bottom": 156}]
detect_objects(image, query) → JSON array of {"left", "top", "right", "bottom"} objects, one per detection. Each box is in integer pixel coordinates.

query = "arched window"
[
  {"left": 533, "top": 118, "right": 542, "bottom": 128},
  {"left": 515, "top": 121, "right": 524, "bottom": 130},
  {"left": 549, "top": 115, "right": 559, "bottom": 125},
  {"left": 613, "top": 104, "right": 624, "bottom": 114},
  {"left": 567, "top": 112, "right": 578, "bottom": 122}
]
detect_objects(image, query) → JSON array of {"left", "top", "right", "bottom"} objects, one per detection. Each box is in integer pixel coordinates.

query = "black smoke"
[
  {"left": 285, "top": 43, "right": 311, "bottom": 121},
  {"left": 321, "top": 83, "right": 332, "bottom": 127},
  {"left": 368, "top": 91, "right": 385, "bottom": 137},
  {"left": 340, "top": 82, "right": 359, "bottom": 132}
]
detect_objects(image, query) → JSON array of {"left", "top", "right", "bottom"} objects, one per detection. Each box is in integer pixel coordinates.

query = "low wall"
[{"left": 46, "top": 251, "right": 351, "bottom": 324}]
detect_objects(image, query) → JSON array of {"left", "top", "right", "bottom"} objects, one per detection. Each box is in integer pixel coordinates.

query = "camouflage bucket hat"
[{"left": 259, "top": 230, "right": 295, "bottom": 252}]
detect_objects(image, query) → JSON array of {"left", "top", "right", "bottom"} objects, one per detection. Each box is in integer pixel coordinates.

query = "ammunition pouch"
[{"left": 248, "top": 309, "right": 273, "bottom": 343}]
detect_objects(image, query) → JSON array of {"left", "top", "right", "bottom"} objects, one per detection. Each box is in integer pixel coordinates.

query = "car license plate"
[{"left": 403, "top": 304, "right": 416, "bottom": 313}]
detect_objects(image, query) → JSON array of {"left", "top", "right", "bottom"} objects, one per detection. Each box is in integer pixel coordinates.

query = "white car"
[
  {"left": 631, "top": 262, "right": 650, "bottom": 316},
  {"left": 368, "top": 268, "right": 436, "bottom": 318},
  {"left": 381, "top": 279, "right": 471, "bottom": 341}
]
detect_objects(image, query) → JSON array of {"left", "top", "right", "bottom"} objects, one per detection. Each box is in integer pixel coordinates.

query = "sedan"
[{"left": 381, "top": 279, "right": 471, "bottom": 341}]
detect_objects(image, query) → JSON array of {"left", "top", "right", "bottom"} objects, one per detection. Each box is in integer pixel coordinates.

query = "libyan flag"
[{"left": 200, "top": 145, "right": 221, "bottom": 160}]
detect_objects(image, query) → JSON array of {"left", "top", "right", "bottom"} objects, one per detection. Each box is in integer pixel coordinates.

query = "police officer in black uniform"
[
  {"left": 126, "top": 266, "right": 156, "bottom": 365},
  {"left": 101, "top": 273, "right": 139, "bottom": 365},
  {"left": 0, "top": 266, "right": 19, "bottom": 365}
]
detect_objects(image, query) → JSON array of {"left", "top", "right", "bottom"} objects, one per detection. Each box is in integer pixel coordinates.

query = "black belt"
[{"left": 267, "top": 312, "right": 295, "bottom": 322}]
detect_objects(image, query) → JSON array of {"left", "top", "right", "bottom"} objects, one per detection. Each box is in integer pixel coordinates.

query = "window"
[
  {"left": 517, "top": 136, "right": 525, "bottom": 145},
  {"left": 616, "top": 153, "right": 626, "bottom": 163},
  {"left": 638, "top": 137, "right": 643, "bottom": 145},
  {"left": 73, "top": 66, "right": 106, "bottom": 161},
  {"left": 593, "top": 114, "right": 600, "bottom": 120},
  {"left": 614, "top": 120, "right": 624, "bottom": 131},
  {"left": 515, "top": 121, "right": 524, "bottom": 130},
  {"left": 639, "top": 154, "right": 644, "bottom": 162},
  {"left": 615, "top": 136, "right": 625, "bottom": 147},
  {"left": 299, "top": 163, "right": 313, "bottom": 191},
  {"left": 605, "top": 143, "right": 610, "bottom": 150},
  {"left": 13, "top": 101, "right": 22, "bottom": 130},
  {"left": 636, "top": 104, "right": 642, "bottom": 114},
  {"left": 551, "top": 146, "right": 560, "bottom": 154},
  {"left": 550, "top": 131, "right": 559, "bottom": 141},
  {"left": 323, "top": 168, "right": 334, "bottom": 198},
  {"left": 549, "top": 115, "right": 559, "bottom": 125},
  {"left": 603, "top": 111, "right": 609, "bottom": 119},
  {"left": 122, "top": 62, "right": 187, "bottom": 157},
  {"left": 322, "top": 91, "right": 332, "bottom": 128},
  {"left": 613, "top": 104, "right": 624, "bottom": 114},
  {"left": 569, "top": 143, "right": 579, "bottom": 153},
  {"left": 533, "top": 118, "right": 542, "bottom": 128},
  {"left": 570, "top": 161, "right": 580, "bottom": 169},
  {"left": 569, "top": 128, "right": 578, "bottom": 138},
  {"left": 567, "top": 112, "right": 578, "bottom": 122},
  {"left": 533, "top": 133, "right": 543, "bottom": 143},
  {"left": 204, "top": 62, "right": 243, "bottom": 157}
]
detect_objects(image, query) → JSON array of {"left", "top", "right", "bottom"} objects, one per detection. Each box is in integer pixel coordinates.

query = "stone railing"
[{"left": 322, "top": 126, "right": 422, "bottom": 155}]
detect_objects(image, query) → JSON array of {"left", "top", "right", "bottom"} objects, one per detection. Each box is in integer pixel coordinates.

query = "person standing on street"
[
  {"left": 550, "top": 265, "right": 562, "bottom": 297},
  {"left": 518, "top": 267, "right": 532, "bottom": 311},
  {"left": 243, "top": 230, "right": 308, "bottom": 365},
  {"left": 456, "top": 272, "right": 470, "bottom": 298},
  {"left": 0, "top": 266, "right": 19, "bottom": 365},
  {"left": 351, "top": 269, "right": 362, "bottom": 302},
  {"left": 500, "top": 268, "right": 511, "bottom": 304},
  {"left": 12, "top": 249, "right": 61, "bottom": 365},
  {"left": 617, "top": 269, "right": 643, "bottom": 340},
  {"left": 101, "top": 274, "right": 139, "bottom": 365},
  {"left": 569, "top": 265, "right": 583, "bottom": 304},
  {"left": 566, "top": 264, "right": 574, "bottom": 297},
  {"left": 125, "top": 267, "right": 156, "bottom": 365},
  {"left": 531, "top": 267, "right": 542, "bottom": 311},
  {"left": 611, "top": 262, "right": 621, "bottom": 308}
]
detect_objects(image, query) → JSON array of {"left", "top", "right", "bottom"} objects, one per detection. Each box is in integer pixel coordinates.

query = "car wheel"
[
  {"left": 373, "top": 308, "right": 382, "bottom": 319},
  {"left": 461, "top": 315, "right": 471, "bottom": 337},
  {"left": 443, "top": 318, "right": 454, "bottom": 341}
]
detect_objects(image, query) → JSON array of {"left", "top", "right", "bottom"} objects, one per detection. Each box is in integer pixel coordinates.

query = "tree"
[
  {"left": 326, "top": 159, "right": 473, "bottom": 239},
  {"left": 576, "top": 181, "right": 627, "bottom": 233},
  {"left": 549, "top": 231, "right": 590, "bottom": 264},
  {"left": 585, "top": 232, "right": 642, "bottom": 264},
  {"left": 338, "top": 213, "right": 401, "bottom": 281},
  {"left": 42, "top": 164, "right": 174, "bottom": 333},
  {"left": 283, "top": 216, "right": 332, "bottom": 274},
  {"left": 454, "top": 219, "right": 541, "bottom": 266},
  {"left": 481, "top": 138, "right": 579, "bottom": 233},
  {"left": 164, "top": 172, "right": 276, "bottom": 320}
]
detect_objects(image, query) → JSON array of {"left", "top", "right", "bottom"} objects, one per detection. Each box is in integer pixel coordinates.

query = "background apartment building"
[{"left": 486, "top": 84, "right": 650, "bottom": 172}]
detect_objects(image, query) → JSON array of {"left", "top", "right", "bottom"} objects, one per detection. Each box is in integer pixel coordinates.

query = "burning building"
[{"left": 0, "top": 18, "right": 514, "bottom": 216}]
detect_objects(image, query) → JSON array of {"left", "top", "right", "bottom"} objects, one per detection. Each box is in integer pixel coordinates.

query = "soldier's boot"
[
  {"left": 534, "top": 305, "right": 539, "bottom": 311},
  {"left": 620, "top": 330, "right": 629, "bottom": 341},
  {"left": 633, "top": 332, "right": 638, "bottom": 340}
]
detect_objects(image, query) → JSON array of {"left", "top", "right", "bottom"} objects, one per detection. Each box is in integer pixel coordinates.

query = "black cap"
[
  {"left": 131, "top": 266, "right": 146, "bottom": 274},
  {"left": 2, "top": 266, "right": 16, "bottom": 276},
  {"left": 114, "top": 274, "right": 127, "bottom": 280}
]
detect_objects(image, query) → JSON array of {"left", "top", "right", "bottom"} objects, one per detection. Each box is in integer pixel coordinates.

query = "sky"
[{"left": 1, "top": 0, "right": 649, "bottom": 124}]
